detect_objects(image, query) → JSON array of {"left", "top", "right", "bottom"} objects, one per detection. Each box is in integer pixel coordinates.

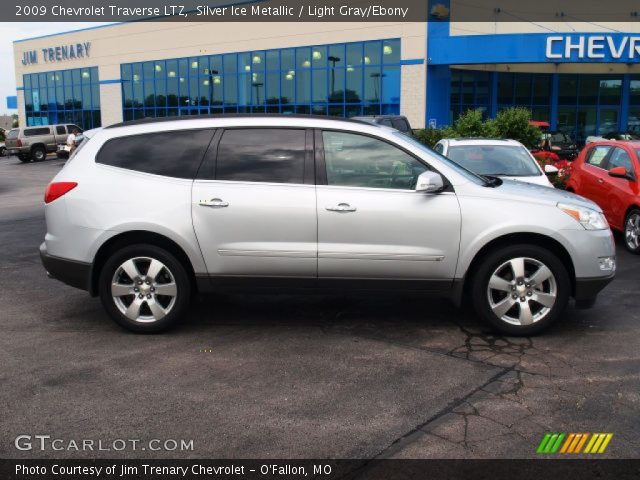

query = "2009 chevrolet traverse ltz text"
[{"left": 41, "top": 115, "right": 615, "bottom": 335}]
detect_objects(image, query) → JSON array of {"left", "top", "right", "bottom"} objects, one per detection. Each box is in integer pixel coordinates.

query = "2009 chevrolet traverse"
[{"left": 41, "top": 115, "right": 615, "bottom": 334}]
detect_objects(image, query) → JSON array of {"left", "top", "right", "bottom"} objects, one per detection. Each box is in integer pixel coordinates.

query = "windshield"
[
  {"left": 393, "top": 132, "right": 487, "bottom": 185},
  {"left": 446, "top": 144, "right": 541, "bottom": 177}
]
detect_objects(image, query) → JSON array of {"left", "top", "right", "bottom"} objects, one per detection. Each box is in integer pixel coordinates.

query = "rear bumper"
[
  {"left": 574, "top": 273, "right": 615, "bottom": 308},
  {"left": 40, "top": 242, "right": 91, "bottom": 292}
]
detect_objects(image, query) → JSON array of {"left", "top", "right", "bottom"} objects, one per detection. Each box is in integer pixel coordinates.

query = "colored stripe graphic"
[{"left": 538, "top": 433, "right": 613, "bottom": 454}]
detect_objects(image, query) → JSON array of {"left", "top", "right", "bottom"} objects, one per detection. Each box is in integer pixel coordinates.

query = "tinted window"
[
  {"left": 97, "top": 129, "right": 214, "bottom": 179},
  {"left": 392, "top": 118, "right": 410, "bottom": 132},
  {"left": 6, "top": 129, "right": 18, "bottom": 140},
  {"left": 216, "top": 129, "right": 306, "bottom": 184},
  {"left": 607, "top": 147, "right": 633, "bottom": 172},
  {"left": 447, "top": 145, "right": 540, "bottom": 176},
  {"left": 68, "top": 124, "right": 83, "bottom": 133},
  {"left": 56, "top": 126, "right": 66, "bottom": 135},
  {"left": 433, "top": 143, "right": 444, "bottom": 154},
  {"left": 322, "top": 131, "right": 427, "bottom": 190},
  {"left": 586, "top": 146, "right": 611, "bottom": 167},
  {"left": 24, "top": 127, "right": 51, "bottom": 136},
  {"left": 378, "top": 119, "right": 393, "bottom": 127}
]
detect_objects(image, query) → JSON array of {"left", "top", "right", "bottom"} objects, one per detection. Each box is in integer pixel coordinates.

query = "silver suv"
[
  {"left": 5, "top": 123, "right": 82, "bottom": 162},
  {"left": 40, "top": 115, "right": 616, "bottom": 335}
]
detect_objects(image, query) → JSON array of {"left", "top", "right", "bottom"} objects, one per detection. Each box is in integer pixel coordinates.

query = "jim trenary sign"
[{"left": 21, "top": 42, "right": 91, "bottom": 65}]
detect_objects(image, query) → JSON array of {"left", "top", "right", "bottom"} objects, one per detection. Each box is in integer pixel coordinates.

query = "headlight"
[{"left": 557, "top": 203, "right": 608, "bottom": 230}]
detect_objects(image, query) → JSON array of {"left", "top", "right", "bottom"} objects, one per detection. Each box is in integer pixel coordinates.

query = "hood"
[{"left": 466, "top": 178, "right": 602, "bottom": 212}]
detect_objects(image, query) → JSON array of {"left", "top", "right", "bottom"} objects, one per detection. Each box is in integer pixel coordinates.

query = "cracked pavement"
[{"left": 1, "top": 155, "right": 639, "bottom": 459}]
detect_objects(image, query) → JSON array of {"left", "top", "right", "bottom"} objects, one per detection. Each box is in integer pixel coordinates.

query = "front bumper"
[
  {"left": 40, "top": 242, "right": 91, "bottom": 292},
  {"left": 574, "top": 273, "right": 615, "bottom": 308}
]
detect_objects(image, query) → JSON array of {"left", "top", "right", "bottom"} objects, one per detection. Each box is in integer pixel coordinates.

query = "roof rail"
[{"left": 105, "top": 113, "right": 373, "bottom": 129}]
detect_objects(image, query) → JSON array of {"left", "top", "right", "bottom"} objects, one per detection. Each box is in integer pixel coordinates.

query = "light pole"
[
  {"left": 370, "top": 72, "right": 385, "bottom": 103},
  {"left": 328, "top": 55, "right": 341, "bottom": 97},
  {"left": 208, "top": 69, "right": 219, "bottom": 112},
  {"left": 252, "top": 82, "right": 264, "bottom": 106}
]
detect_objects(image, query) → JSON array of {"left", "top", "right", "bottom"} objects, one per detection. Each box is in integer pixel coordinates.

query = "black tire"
[
  {"left": 31, "top": 146, "right": 46, "bottom": 162},
  {"left": 18, "top": 154, "right": 30, "bottom": 163},
  {"left": 623, "top": 208, "right": 640, "bottom": 255},
  {"left": 471, "top": 244, "right": 570, "bottom": 336},
  {"left": 98, "top": 244, "right": 191, "bottom": 333}
]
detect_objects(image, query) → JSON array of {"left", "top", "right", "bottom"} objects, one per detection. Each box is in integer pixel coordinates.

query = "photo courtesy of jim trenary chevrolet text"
[{"left": 1, "top": 0, "right": 640, "bottom": 479}]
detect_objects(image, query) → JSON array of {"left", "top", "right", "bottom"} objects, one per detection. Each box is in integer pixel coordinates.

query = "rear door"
[
  {"left": 192, "top": 128, "right": 317, "bottom": 283},
  {"left": 315, "top": 129, "right": 461, "bottom": 290}
]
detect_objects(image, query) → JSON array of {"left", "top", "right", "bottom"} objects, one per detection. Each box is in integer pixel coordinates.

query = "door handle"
[
  {"left": 597, "top": 178, "right": 604, "bottom": 184},
  {"left": 326, "top": 203, "right": 357, "bottom": 212},
  {"left": 199, "top": 198, "right": 229, "bottom": 208}
]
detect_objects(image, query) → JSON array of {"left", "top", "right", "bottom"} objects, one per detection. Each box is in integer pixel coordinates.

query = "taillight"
[
  {"left": 44, "top": 182, "right": 77, "bottom": 204},
  {"left": 16, "top": 139, "right": 22, "bottom": 147}
]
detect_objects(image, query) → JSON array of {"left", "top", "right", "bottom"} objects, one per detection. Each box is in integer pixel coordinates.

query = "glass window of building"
[
  {"left": 23, "top": 67, "right": 101, "bottom": 128},
  {"left": 121, "top": 39, "right": 401, "bottom": 120}
]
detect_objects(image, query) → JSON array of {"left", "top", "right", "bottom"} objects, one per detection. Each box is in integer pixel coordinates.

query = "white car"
[{"left": 434, "top": 138, "right": 557, "bottom": 188}]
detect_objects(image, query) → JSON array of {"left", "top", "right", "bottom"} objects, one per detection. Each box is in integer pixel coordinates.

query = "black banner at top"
[{"left": 5, "top": 0, "right": 640, "bottom": 22}]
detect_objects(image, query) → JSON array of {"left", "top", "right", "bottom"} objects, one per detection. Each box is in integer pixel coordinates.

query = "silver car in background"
[
  {"left": 434, "top": 138, "right": 557, "bottom": 187},
  {"left": 40, "top": 115, "right": 615, "bottom": 335}
]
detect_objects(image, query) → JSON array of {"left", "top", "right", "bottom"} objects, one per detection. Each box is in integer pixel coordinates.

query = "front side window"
[
  {"left": 607, "top": 147, "right": 633, "bottom": 172},
  {"left": 446, "top": 145, "right": 540, "bottom": 177},
  {"left": 322, "top": 131, "right": 427, "bottom": 190},
  {"left": 586, "top": 145, "right": 611, "bottom": 168},
  {"left": 97, "top": 129, "right": 214, "bottom": 179},
  {"left": 216, "top": 129, "right": 306, "bottom": 184}
]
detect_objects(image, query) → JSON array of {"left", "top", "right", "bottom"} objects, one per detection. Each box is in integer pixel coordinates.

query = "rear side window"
[
  {"left": 7, "top": 129, "right": 18, "bottom": 139},
  {"left": 216, "top": 129, "right": 306, "bottom": 184},
  {"left": 392, "top": 118, "right": 410, "bottom": 132},
  {"left": 97, "top": 129, "right": 214, "bottom": 179},
  {"left": 586, "top": 146, "right": 611, "bottom": 167},
  {"left": 56, "top": 126, "right": 66, "bottom": 135},
  {"left": 24, "top": 127, "right": 51, "bottom": 136}
]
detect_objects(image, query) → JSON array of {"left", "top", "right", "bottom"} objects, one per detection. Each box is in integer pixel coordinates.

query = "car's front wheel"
[
  {"left": 99, "top": 244, "right": 191, "bottom": 333},
  {"left": 624, "top": 209, "right": 640, "bottom": 254},
  {"left": 471, "top": 244, "right": 570, "bottom": 335}
]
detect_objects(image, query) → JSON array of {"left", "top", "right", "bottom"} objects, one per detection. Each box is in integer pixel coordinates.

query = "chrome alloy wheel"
[
  {"left": 625, "top": 212, "right": 640, "bottom": 251},
  {"left": 487, "top": 257, "right": 557, "bottom": 326},
  {"left": 111, "top": 257, "right": 177, "bottom": 323}
]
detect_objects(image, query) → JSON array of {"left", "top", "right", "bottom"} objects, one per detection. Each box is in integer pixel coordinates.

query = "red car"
[{"left": 566, "top": 141, "right": 640, "bottom": 254}]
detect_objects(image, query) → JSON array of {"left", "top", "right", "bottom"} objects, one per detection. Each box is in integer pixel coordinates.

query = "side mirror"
[
  {"left": 608, "top": 166, "right": 633, "bottom": 180},
  {"left": 416, "top": 171, "right": 444, "bottom": 193},
  {"left": 544, "top": 164, "right": 559, "bottom": 175}
]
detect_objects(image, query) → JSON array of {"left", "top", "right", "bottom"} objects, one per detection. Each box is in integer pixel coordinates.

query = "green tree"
[{"left": 493, "top": 107, "right": 540, "bottom": 148}]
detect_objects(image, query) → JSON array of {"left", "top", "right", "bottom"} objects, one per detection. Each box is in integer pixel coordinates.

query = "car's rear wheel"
[
  {"left": 471, "top": 244, "right": 570, "bottom": 335},
  {"left": 31, "top": 146, "right": 46, "bottom": 162},
  {"left": 99, "top": 244, "right": 191, "bottom": 333},
  {"left": 624, "top": 209, "right": 640, "bottom": 254}
]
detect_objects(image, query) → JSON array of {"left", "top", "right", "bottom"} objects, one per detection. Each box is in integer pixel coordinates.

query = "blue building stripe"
[
  {"left": 99, "top": 79, "right": 122, "bottom": 85},
  {"left": 400, "top": 59, "right": 424, "bottom": 65}
]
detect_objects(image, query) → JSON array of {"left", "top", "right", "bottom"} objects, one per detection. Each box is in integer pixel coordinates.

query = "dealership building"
[{"left": 11, "top": 1, "right": 640, "bottom": 143}]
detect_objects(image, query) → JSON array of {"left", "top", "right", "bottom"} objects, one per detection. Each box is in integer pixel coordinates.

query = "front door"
[
  {"left": 580, "top": 144, "right": 613, "bottom": 209},
  {"left": 315, "top": 130, "right": 461, "bottom": 290},
  {"left": 192, "top": 128, "right": 317, "bottom": 281}
]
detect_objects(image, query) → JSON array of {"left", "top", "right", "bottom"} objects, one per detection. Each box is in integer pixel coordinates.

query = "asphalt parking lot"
[{"left": 1, "top": 154, "right": 639, "bottom": 460}]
